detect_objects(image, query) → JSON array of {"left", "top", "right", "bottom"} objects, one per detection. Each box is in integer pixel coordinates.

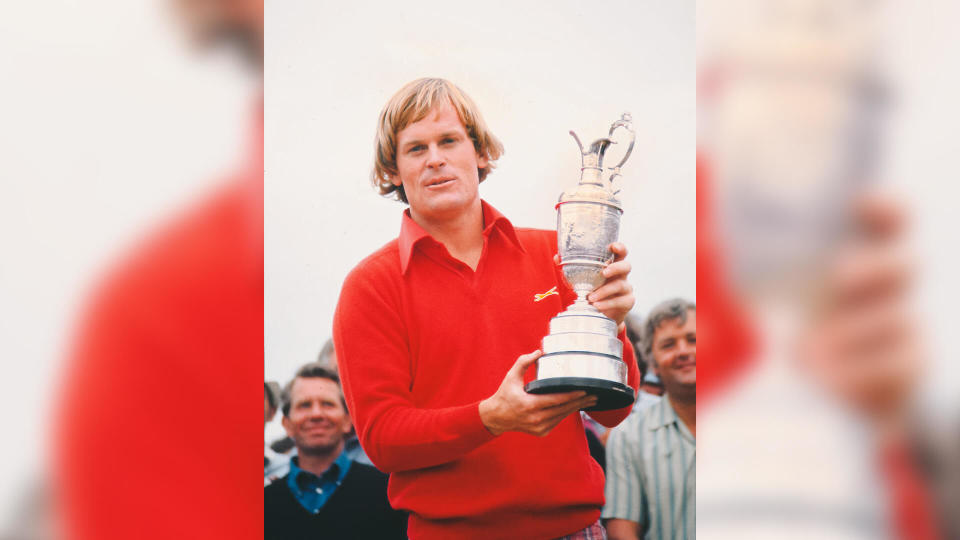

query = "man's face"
[
  {"left": 391, "top": 101, "right": 488, "bottom": 225},
  {"left": 651, "top": 310, "right": 697, "bottom": 395},
  {"left": 172, "top": 0, "right": 264, "bottom": 67},
  {"left": 281, "top": 378, "right": 352, "bottom": 455}
]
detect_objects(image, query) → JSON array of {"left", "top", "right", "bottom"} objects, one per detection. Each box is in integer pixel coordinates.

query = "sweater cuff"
[{"left": 464, "top": 401, "right": 499, "bottom": 444}]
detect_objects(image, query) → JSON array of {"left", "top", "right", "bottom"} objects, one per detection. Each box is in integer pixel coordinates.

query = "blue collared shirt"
[{"left": 286, "top": 450, "right": 353, "bottom": 514}]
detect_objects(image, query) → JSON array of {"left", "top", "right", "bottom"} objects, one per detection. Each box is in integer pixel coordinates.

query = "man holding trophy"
[{"left": 333, "top": 78, "right": 640, "bottom": 539}]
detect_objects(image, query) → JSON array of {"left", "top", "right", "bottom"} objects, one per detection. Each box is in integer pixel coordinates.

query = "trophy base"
[{"left": 525, "top": 377, "right": 635, "bottom": 411}]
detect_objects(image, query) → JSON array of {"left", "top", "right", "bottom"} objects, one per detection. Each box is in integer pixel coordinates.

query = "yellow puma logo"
[{"left": 534, "top": 286, "right": 559, "bottom": 302}]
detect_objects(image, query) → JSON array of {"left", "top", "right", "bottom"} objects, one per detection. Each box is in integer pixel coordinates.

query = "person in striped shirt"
[{"left": 602, "top": 298, "right": 696, "bottom": 540}]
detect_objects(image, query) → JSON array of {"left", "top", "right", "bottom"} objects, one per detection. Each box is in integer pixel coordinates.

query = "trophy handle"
[
  {"left": 605, "top": 113, "right": 635, "bottom": 185},
  {"left": 569, "top": 130, "right": 585, "bottom": 155}
]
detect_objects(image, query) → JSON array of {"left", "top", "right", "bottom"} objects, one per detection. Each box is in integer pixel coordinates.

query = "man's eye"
[
  {"left": 408, "top": 145, "right": 425, "bottom": 153},
  {"left": 441, "top": 137, "right": 456, "bottom": 145}
]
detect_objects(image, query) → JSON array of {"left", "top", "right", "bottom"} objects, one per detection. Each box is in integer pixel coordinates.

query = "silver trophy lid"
[{"left": 562, "top": 112, "right": 636, "bottom": 208}]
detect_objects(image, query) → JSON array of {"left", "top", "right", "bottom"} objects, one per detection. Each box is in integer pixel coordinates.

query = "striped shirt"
[{"left": 602, "top": 396, "right": 696, "bottom": 540}]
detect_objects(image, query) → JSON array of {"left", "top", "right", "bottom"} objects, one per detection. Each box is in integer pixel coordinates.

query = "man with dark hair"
[
  {"left": 639, "top": 372, "right": 665, "bottom": 398},
  {"left": 264, "top": 363, "right": 407, "bottom": 540},
  {"left": 626, "top": 313, "right": 664, "bottom": 410},
  {"left": 603, "top": 298, "right": 696, "bottom": 540},
  {"left": 265, "top": 381, "right": 290, "bottom": 484},
  {"left": 335, "top": 78, "right": 640, "bottom": 539}
]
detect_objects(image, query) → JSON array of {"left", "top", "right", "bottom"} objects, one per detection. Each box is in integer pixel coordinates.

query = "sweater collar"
[{"left": 398, "top": 199, "right": 525, "bottom": 274}]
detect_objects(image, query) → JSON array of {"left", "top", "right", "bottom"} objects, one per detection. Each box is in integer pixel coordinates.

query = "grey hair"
[{"left": 642, "top": 298, "right": 696, "bottom": 365}]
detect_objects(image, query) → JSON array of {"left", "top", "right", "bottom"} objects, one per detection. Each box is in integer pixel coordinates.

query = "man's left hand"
[{"left": 558, "top": 242, "right": 634, "bottom": 328}]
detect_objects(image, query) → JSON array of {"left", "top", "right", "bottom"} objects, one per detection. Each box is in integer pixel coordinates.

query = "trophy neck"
[
  {"left": 571, "top": 288, "right": 599, "bottom": 312},
  {"left": 579, "top": 165, "right": 604, "bottom": 186}
]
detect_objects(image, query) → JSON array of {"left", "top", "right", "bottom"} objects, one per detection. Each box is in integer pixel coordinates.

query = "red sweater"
[{"left": 333, "top": 200, "right": 639, "bottom": 539}]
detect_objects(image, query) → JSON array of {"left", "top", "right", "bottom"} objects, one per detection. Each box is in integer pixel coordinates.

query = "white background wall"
[{"left": 264, "top": 0, "right": 696, "bottom": 441}]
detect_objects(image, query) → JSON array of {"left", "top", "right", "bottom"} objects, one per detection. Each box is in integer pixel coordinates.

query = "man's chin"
[
  {"left": 663, "top": 380, "right": 696, "bottom": 398},
  {"left": 298, "top": 439, "right": 341, "bottom": 455},
  {"left": 676, "top": 369, "right": 696, "bottom": 385},
  {"left": 412, "top": 193, "right": 478, "bottom": 219},
  {"left": 421, "top": 198, "right": 463, "bottom": 214}
]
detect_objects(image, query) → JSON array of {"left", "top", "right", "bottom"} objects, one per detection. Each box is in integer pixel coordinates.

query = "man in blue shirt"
[{"left": 264, "top": 363, "right": 407, "bottom": 539}]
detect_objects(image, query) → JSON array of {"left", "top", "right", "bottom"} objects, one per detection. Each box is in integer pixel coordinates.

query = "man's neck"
[
  {"left": 296, "top": 440, "right": 344, "bottom": 477},
  {"left": 410, "top": 200, "right": 485, "bottom": 271},
  {"left": 667, "top": 392, "right": 696, "bottom": 438}
]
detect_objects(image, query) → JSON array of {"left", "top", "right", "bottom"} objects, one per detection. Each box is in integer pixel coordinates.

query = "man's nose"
[
  {"left": 426, "top": 145, "right": 445, "bottom": 168},
  {"left": 677, "top": 339, "right": 695, "bottom": 357},
  {"left": 307, "top": 404, "right": 328, "bottom": 419}
]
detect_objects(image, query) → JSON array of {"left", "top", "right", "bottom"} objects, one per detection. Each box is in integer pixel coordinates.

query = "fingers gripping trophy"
[{"left": 525, "top": 113, "right": 637, "bottom": 411}]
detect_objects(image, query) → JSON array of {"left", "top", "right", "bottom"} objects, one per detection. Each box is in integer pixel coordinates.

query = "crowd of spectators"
[{"left": 265, "top": 296, "right": 696, "bottom": 539}]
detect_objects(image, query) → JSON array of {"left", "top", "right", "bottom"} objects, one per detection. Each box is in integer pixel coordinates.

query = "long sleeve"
[
  {"left": 333, "top": 258, "right": 495, "bottom": 474},
  {"left": 333, "top": 218, "right": 619, "bottom": 538}
]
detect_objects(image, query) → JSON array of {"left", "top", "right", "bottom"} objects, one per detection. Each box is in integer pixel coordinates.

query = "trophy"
[{"left": 525, "top": 113, "right": 636, "bottom": 411}]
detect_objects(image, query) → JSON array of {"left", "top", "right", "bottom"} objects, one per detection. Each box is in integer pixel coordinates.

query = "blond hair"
[{"left": 371, "top": 78, "right": 504, "bottom": 203}]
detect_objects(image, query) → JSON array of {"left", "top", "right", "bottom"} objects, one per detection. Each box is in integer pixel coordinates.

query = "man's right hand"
[{"left": 479, "top": 350, "right": 598, "bottom": 437}]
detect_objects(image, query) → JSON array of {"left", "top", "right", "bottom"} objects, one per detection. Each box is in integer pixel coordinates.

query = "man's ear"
[
  {"left": 476, "top": 152, "right": 488, "bottom": 169},
  {"left": 281, "top": 415, "right": 293, "bottom": 437},
  {"left": 389, "top": 173, "right": 403, "bottom": 187}
]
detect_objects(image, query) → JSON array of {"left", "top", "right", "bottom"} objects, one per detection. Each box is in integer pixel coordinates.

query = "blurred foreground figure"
[
  {"left": 697, "top": 1, "right": 945, "bottom": 539},
  {"left": 264, "top": 364, "right": 407, "bottom": 540},
  {"left": 54, "top": 1, "right": 263, "bottom": 539}
]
